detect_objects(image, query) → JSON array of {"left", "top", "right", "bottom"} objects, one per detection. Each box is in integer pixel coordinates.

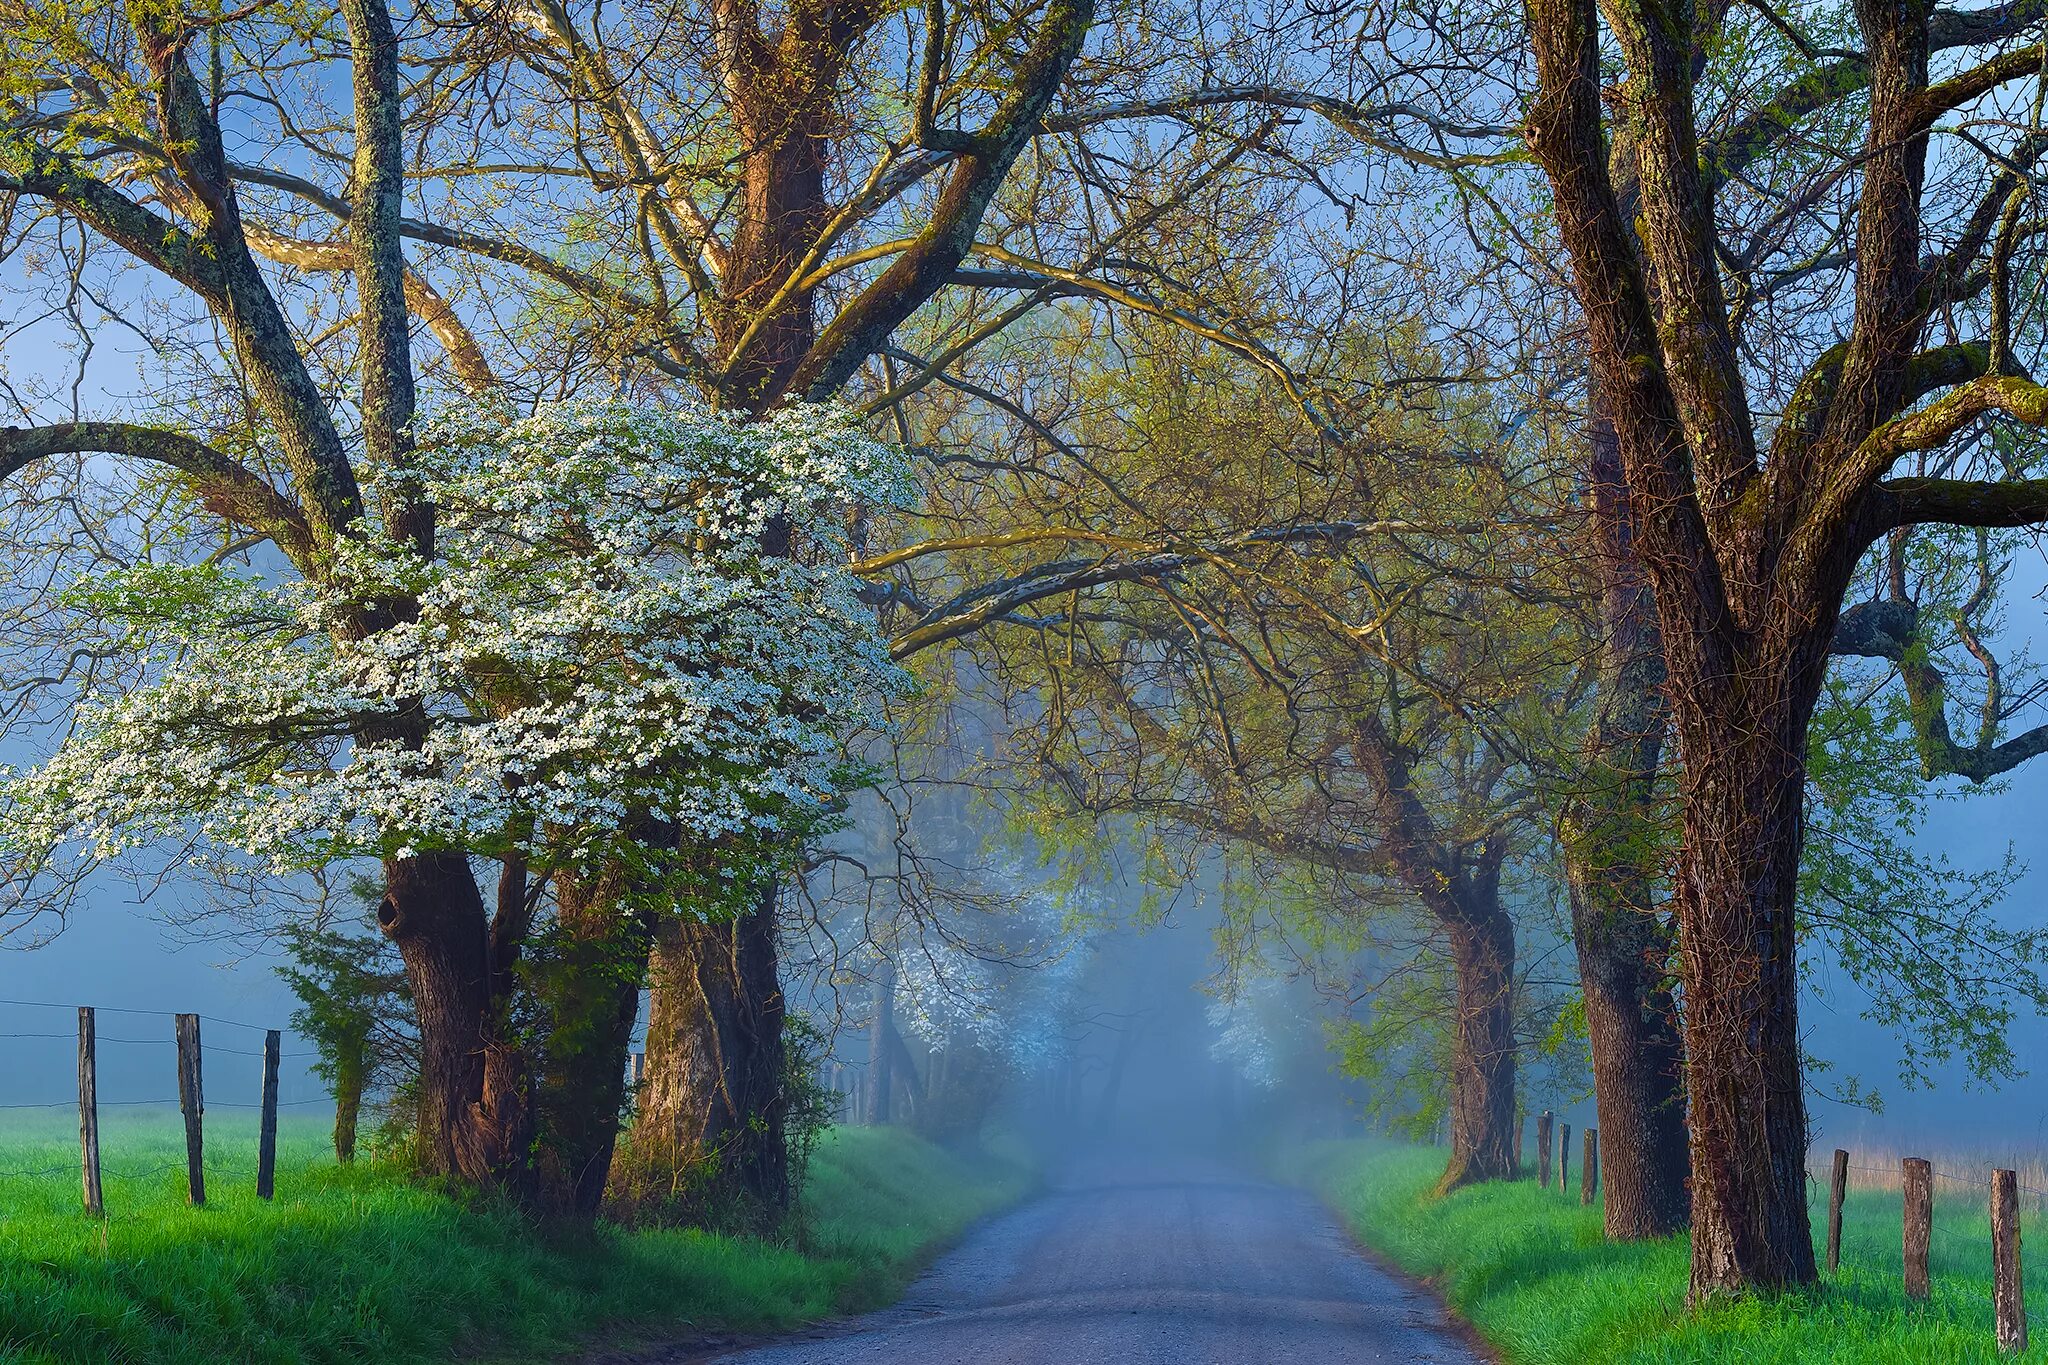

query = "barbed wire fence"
[
  {"left": 0, "top": 995, "right": 332, "bottom": 1212},
  {"left": 1817, "top": 1149, "right": 2032, "bottom": 1355},
  {"left": 1513, "top": 1115, "right": 2039, "bottom": 1357}
]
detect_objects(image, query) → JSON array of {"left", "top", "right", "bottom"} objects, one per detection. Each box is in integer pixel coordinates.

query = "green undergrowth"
[
  {"left": 1285, "top": 1138, "right": 2048, "bottom": 1364},
  {"left": 0, "top": 1109, "right": 1031, "bottom": 1365}
]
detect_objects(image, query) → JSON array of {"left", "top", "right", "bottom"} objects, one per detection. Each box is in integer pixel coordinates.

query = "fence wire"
[
  {"left": 0, "top": 992, "right": 334, "bottom": 1206},
  {"left": 0, "top": 996, "right": 288, "bottom": 1034}
]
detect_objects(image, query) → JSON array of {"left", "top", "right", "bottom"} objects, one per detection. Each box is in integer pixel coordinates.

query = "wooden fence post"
[
  {"left": 77, "top": 1006, "right": 102, "bottom": 1217},
  {"left": 256, "top": 1029, "right": 280, "bottom": 1200},
  {"left": 1828, "top": 1149, "right": 1848, "bottom": 1273},
  {"left": 1560, "top": 1123, "right": 1572, "bottom": 1192},
  {"left": 1903, "top": 1156, "right": 1932, "bottom": 1301},
  {"left": 1514, "top": 1106, "right": 1525, "bottom": 1176},
  {"left": 175, "top": 1013, "right": 204, "bottom": 1206},
  {"left": 1538, "top": 1111, "right": 1553, "bottom": 1189},
  {"left": 1993, "top": 1168, "right": 2026, "bottom": 1354},
  {"left": 1582, "top": 1129, "right": 1598, "bottom": 1205}
]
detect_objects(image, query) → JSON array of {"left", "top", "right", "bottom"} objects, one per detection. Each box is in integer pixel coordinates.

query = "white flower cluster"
[
  {"left": 890, "top": 864, "right": 1104, "bottom": 1070},
  {"left": 1207, "top": 973, "right": 1304, "bottom": 1090},
  {"left": 1, "top": 400, "right": 911, "bottom": 892}
]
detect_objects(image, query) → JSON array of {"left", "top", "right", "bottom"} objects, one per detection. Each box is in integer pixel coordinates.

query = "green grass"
[
  {"left": 0, "top": 1109, "right": 1031, "bottom": 1365},
  {"left": 1285, "top": 1139, "right": 2048, "bottom": 1364}
]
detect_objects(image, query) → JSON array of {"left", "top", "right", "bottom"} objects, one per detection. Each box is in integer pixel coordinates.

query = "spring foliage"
[{"left": 0, "top": 401, "right": 910, "bottom": 905}]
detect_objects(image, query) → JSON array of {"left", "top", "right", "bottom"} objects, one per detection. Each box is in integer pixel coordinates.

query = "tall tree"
[
  {"left": 1553, "top": 421, "right": 1691, "bottom": 1239},
  {"left": 1521, "top": 0, "right": 2048, "bottom": 1294},
  {"left": 0, "top": 0, "right": 548, "bottom": 1191}
]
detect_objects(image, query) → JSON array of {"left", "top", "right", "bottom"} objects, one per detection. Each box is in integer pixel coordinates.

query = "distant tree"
[
  {"left": 941, "top": 314, "right": 1586, "bottom": 1191},
  {"left": 279, "top": 900, "right": 415, "bottom": 1162}
]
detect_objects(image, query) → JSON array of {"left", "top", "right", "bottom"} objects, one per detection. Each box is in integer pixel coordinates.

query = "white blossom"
[
  {"left": 889, "top": 861, "right": 1104, "bottom": 1070},
  {"left": 1208, "top": 973, "right": 1306, "bottom": 1090},
  {"left": 0, "top": 400, "right": 912, "bottom": 899}
]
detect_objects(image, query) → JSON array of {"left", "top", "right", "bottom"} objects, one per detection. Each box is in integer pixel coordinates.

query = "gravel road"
[{"left": 711, "top": 1154, "right": 1489, "bottom": 1365}]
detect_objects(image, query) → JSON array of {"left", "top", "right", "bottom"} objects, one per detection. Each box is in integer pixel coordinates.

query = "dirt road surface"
[{"left": 711, "top": 1155, "right": 1488, "bottom": 1365}]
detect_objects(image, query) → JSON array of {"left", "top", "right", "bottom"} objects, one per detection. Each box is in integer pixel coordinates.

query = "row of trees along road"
[
  {"left": 9, "top": 0, "right": 2048, "bottom": 1308},
  {"left": 0, "top": 0, "right": 1409, "bottom": 1219}
]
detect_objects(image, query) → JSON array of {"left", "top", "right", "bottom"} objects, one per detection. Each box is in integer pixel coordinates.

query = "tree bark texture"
[
  {"left": 533, "top": 864, "right": 652, "bottom": 1216},
  {"left": 627, "top": 883, "right": 790, "bottom": 1215},
  {"left": 1674, "top": 697, "right": 1821, "bottom": 1294},
  {"left": 1558, "top": 411, "right": 1692, "bottom": 1239},
  {"left": 1436, "top": 902, "right": 1519, "bottom": 1192},
  {"left": 377, "top": 851, "right": 533, "bottom": 1192}
]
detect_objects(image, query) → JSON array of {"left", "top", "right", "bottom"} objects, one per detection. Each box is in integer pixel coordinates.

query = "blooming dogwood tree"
[
  {"left": 888, "top": 861, "right": 1102, "bottom": 1073},
  {"left": 1, "top": 400, "right": 910, "bottom": 909}
]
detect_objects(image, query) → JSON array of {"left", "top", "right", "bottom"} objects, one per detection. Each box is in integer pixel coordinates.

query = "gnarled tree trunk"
[
  {"left": 377, "top": 851, "right": 532, "bottom": 1192},
  {"left": 1674, "top": 689, "right": 1819, "bottom": 1294},
  {"left": 1438, "top": 903, "right": 1518, "bottom": 1192},
  {"left": 627, "top": 883, "right": 790, "bottom": 1213}
]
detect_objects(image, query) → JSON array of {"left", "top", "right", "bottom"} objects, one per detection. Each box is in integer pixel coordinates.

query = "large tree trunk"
[
  {"left": 627, "top": 883, "right": 791, "bottom": 1213},
  {"left": 1570, "top": 877, "right": 1690, "bottom": 1232},
  {"left": 624, "top": 0, "right": 1091, "bottom": 1210},
  {"left": 376, "top": 851, "right": 532, "bottom": 1192},
  {"left": 1350, "top": 714, "right": 1521, "bottom": 1195},
  {"left": 533, "top": 865, "right": 651, "bottom": 1217},
  {"left": 1437, "top": 905, "right": 1518, "bottom": 1193},
  {"left": 624, "top": 80, "right": 829, "bottom": 1213},
  {"left": 1559, "top": 411, "right": 1692, "bottom": 1239},
  {"left": 1571, "top": 883, "right": 1691, "bottom": 1235},
  {"left": 1672, "top": 686, "right": 1819, "bottom": 1296}
]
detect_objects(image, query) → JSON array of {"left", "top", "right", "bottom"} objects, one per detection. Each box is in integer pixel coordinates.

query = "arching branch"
[{"left": 0, "top": 423, "right": 315, "bottom": 564}]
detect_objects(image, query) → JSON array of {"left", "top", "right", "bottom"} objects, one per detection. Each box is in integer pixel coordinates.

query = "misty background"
[{"left": 5, "top": 732, "right": 2042, "bottom": 1155}]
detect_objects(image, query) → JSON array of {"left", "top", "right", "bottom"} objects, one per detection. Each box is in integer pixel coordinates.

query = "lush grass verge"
[
  {"left": 1284, "top": 1139, "right": 2048, "bottom": 1364},
  {"left": 0, "top": 1110, "right": 1030, "bottom": 1365}
]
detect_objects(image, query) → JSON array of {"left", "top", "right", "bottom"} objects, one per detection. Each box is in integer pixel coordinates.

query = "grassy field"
[
  {"left": 0, "top": 1109, "right": 1031, "bottom": 1365},
  {"left": 1286, "top": 1139, "right": 2048, "bottom": 1364}
]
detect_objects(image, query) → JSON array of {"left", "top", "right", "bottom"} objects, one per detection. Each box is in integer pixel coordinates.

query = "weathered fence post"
[
  {"left": 1903, "top": 1156, "right": 1932, "bottom": 1301},
  {"left": 1828, "top": 1149, "right": 1849, "bottom": 1273},
  {"left": 1514, "top": 1106, "right": 1525, "bottom": 1176},
  {"left": 1582, "top": 1129, "right": 1598, "bottom": 1205},
  {"left": 1560, "top": 1123, "right": 1572, "bottom": 1192},
  {"left": 77, "top": 1006, "right": 102, "bottom": 1217},
  {"left": 175, "top": 1013, "right": 204, "bottom": 1206},
  {"left": 1538, "top": 1111, "right": 1554, "bottom": 1189},
  {"left": 1993, "top": 1167, "right": 2026, "bottom": 1353},
  {"left": 256, "top": 1029, "right": 280, "bottom": 1200}
]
